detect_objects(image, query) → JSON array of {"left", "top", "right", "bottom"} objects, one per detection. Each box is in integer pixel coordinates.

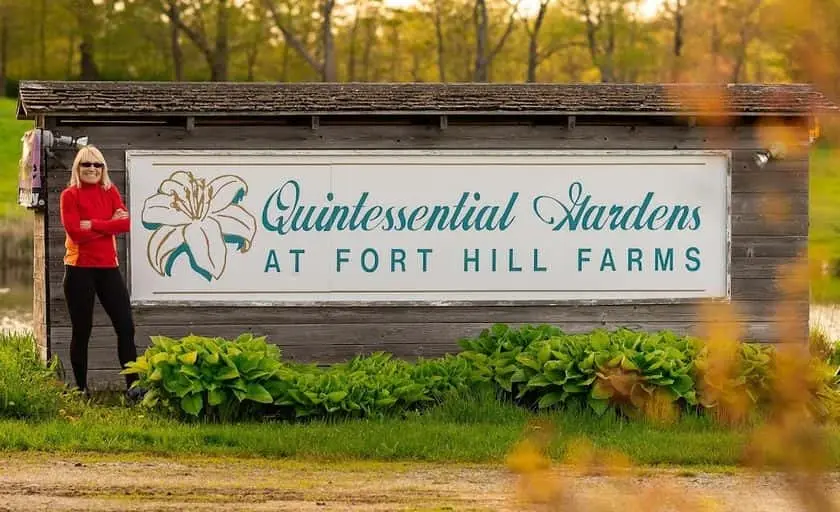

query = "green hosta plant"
[
  {"left": 465, "top": 327, "right": 704, "bottom": 417},
  {"left": 122, "top": 333, "right": 283, "bottom": 420},
  {"left": 270, "top": 352, "right": 486, "bottom": 419},
  {"left": 458, "top": 323, "right": 561, "bottom": 392}
]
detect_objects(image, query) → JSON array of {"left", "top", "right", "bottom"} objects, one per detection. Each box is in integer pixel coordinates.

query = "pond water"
[{"left": 0, "top": 262, "right": 33, "bottom": 334}]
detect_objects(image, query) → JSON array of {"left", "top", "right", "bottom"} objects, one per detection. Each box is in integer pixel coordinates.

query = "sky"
[{"left": 383, "top": 0, "right": 667, "bottom": 19}]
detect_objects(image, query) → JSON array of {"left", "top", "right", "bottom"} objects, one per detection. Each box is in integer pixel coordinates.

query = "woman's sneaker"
[{"left": 125, "top": 387, "right": 146, "bottom": 403}]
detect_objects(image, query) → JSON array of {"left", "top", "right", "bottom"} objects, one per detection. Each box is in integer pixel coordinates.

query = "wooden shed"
[{"left": 15, "top": 80, "right": 840, "bottom": 389}]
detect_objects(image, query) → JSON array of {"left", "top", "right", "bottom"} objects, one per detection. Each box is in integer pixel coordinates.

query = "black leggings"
[{"left": 63, "top": 265, "right": 138, "bottom": 391}]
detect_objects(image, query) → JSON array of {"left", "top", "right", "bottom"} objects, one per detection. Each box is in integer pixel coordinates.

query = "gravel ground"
[{"left": 0, "top": 454, "right": 839, "bottom": 512}]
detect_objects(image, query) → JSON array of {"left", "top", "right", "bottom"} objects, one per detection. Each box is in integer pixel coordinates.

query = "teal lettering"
[
  {"left": 578, "top": 248, "right": 591, "bottom": 271},
  {"left": 600, "top": 248, "right": 616, "bottom": 272},
  {"left": 261, "top": 180, "right": 300, "bottom": 235},
  {"left": 645, "top": 206, "right": 670, "bottom": 230},
  {"left": 290, "top": 249, "right": 304, "bottom": 273},
  {"left": 629, "top": 192, "right": 654, "bottom": 230},
  {"left": 464, "top": 249, "right": 479, "bottom": 272},
  {"left": 531, "top": 182, "right": 702, "bottom": 233},
  {"left": 655, "top": 248, "right": 675, "bottom": 271},
  {"left": 264, "top": 250, "right": 281, "bottom": 272},
  {"left": 491, "top": 248, "right": 497, "bottom": 272},
  {"left": 264, "top": 184, "right": 521, "bottom": 235},
  {"left": 498, "top": 193, "right": 518, "bottom": 230},
  {"left": 533, "top": 249, "right": 547, "bottom": 272},
  {"left": 628, "top": 248, "right": 643, "bottom": 271},
  {"left": 686, "top": 247, "right": 701, "bottom": 271},
  {"left": 391, "top": 248, "right": 406, "bottom": 272},
  {"left": 348, "top": 192, "right": 371, "bottom": 229},
  {"left": 582, "top": 205, "right": 607, "bottom": 230},
  {"left": 418, "top": 249, "right": 432, "bottom": 272},
  {"left": 425, "top": 206, "right": 450, "bottom": 230},
  {"left": 407, "top": 206, "right": 428, "bottom": 230},
  {"left": 449, "top": 193, "right": 470, "bottom": 230},
  {"left": 336, "top": 248, "right": 350, "bottom": 272},
  {"left": 508, "top": 248, "right": 522, "bottom": 272},
  {"left": 361, "top": 248, "right": 379, "bottom": 272}
]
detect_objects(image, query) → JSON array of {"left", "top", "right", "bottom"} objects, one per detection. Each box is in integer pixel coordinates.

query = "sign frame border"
[{"left": 124, "top": 148, "right": 733, "bottom": 307}]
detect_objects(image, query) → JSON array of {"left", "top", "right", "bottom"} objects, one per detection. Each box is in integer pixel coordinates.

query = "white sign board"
[{"left": 126, "top": 150, "right": 730, "bottom": 304}]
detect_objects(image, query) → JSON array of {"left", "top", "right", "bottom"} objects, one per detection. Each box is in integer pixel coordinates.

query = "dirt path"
[{"left": 1, "top": 454, "right": 840, "bottom": 512}]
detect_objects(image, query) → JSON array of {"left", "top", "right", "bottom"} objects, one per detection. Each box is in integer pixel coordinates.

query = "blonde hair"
[{"left": 69, "top": 144, "right": 112, "bottom": 189}]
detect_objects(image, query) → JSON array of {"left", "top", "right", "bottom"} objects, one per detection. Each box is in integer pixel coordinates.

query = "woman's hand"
[
  {"left": 112, "top": 209, "right": 128, "bottom": 220},
  {"left": 80, "top": 220, "right": 92, "bottom": 231}
]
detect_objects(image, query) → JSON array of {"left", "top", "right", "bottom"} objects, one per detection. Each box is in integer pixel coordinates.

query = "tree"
[
  {"left": 473, "top": 0, "right": 520, "bottom": 82},
  {"left": 156, "top": 0, "right": 233, "bottom": 81},
  {"left": 263, "top": 0, "right": 337, "bottom": 81}
]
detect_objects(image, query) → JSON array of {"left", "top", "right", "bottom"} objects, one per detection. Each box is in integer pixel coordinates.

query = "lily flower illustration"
[{"left": 141, "top": 170, "right": 257, "bottom": 281}]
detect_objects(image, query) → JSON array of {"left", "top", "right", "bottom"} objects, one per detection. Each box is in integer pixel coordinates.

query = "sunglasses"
[{"left": 80, "top": 162, "right": 104, "bottom": 169}]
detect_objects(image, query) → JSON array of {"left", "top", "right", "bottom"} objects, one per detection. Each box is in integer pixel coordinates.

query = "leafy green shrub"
[
  {"left": 124, "top": 333, "right": 283, "bottom": 421},
  {"left": 459, "top": 324, "right": 840, "bottom": 422},
  {"left": 457, "top": 323, "right": 561, "bottom": 392},
  {"left": 125, "top": 336, "right": 487, "bottom": 421},
  {"left": 125, "top": 324, "right": 840, "bottom": 425},
  {"left": 270, "top": 353, "right": 488, "bottom": 419},
  {"left": 0, "top": 332, "right": 65, "bottom": 419},
  {"left": 460, "top": 326, "right": 701, "bottom": 416},
  {"left": 810, "top": 327, "right": 840, "bottom": 367}
]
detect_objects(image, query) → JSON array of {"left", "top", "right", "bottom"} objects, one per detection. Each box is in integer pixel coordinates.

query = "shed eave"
[
  {"left": 15, "top": 99, "right": 30, "bottom": 121},
  {"left": 20, "top": 109, "right": 823, "bottom": 119}
]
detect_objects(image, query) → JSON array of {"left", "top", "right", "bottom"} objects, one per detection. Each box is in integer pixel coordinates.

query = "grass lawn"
[
  {"left": 0, "top": 97, "right": 33, "bottom": 220},
  {"left": 0, "top": 391, "right": 837, "bottom": 469},
  {"left": 811, "top": 145, "right": 840, "bottom": 303}
]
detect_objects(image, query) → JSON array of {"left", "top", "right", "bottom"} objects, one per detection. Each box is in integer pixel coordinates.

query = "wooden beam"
[
  {"left": 311, "top": 115, "right": 320, "bottom": 131},
  {"left": 185, "top": 116, "right": 195, "bottom": 132},
  {"left": 439, "top": 115, "right": 448, "bottom": 131},
  {"left": 568, "top": 115, "right": 576, "bottom": 130}
]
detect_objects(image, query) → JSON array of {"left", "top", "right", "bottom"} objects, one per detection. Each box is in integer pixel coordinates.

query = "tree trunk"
[
  {"left": 322, "top": 0, "right": 337, "bottom": 81},
  {"left": 348, "top": 1, "right": 361, "bottom": 81},
  {"left": 433, "top": 0, "right": 446, "bottom": 82},
  {"left": 526, "top": 1, "right": 548, "bottom": 83},
  {"left": 79, "top": 37, "right": 99, "bottom": 80},
  {"left": 167, "top": 2, "right": 184, "bottom": 81},
  {"left": 672, "top": 0, "right": 685, "bottom": 81},
  {"left": 0, "top": 9, "right": 7, "bottom": 93},
  {"left": 390, "top": 22, "right": 400, "bottom": 81},
  {"left": 473, "top": 0, "right": 488, "bottom": 81},
  {"left": 281, "top": 42, "right": 290, "bottom": 81},
  {"left": 39, "top": 0, "right": 46, "bottom": 76},
  {"left": 66, "top": 33, "right": 76, "bottom": 79},
  {"left": 601, "top": 6, "right": 616, "bottom": 82},
  {"left": 362, "top": 17, "right": 374, "bottom": 81},
  {"left": 210, "top": 0, "right": 229, "bottom": 81},
  {"left": 473, "top": 0, "right": 518, "bottom": 82}
]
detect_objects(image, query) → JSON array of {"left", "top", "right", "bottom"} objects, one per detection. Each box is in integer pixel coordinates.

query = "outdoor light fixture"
[
  {"left": 753, "top": 142, "right": 787, "bottom": 169},
  {"left": 41, "top": 130, "right": 88, "bottom": 150},
  {"left": 17, "top": 129, "right": 90, "bottom": 212}
]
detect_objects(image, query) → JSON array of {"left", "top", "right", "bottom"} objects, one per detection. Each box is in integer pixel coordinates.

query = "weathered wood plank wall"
[{"left": 38, "top": 117, "right": 811, "bottom": 388}]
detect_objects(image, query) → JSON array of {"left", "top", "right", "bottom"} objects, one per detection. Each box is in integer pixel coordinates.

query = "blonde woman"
[{"left": 59, "top": 145, "right": 141, "bottom": 399}]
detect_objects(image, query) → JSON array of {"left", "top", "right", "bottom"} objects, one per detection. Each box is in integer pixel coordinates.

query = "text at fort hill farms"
[{"left": 126, "top": 150, "right": 729, "bottom": 304}]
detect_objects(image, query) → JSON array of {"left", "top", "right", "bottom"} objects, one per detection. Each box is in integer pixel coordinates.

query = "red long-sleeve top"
[{"left": 60, "top": 183, "right": 130, "bottom": 267}]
